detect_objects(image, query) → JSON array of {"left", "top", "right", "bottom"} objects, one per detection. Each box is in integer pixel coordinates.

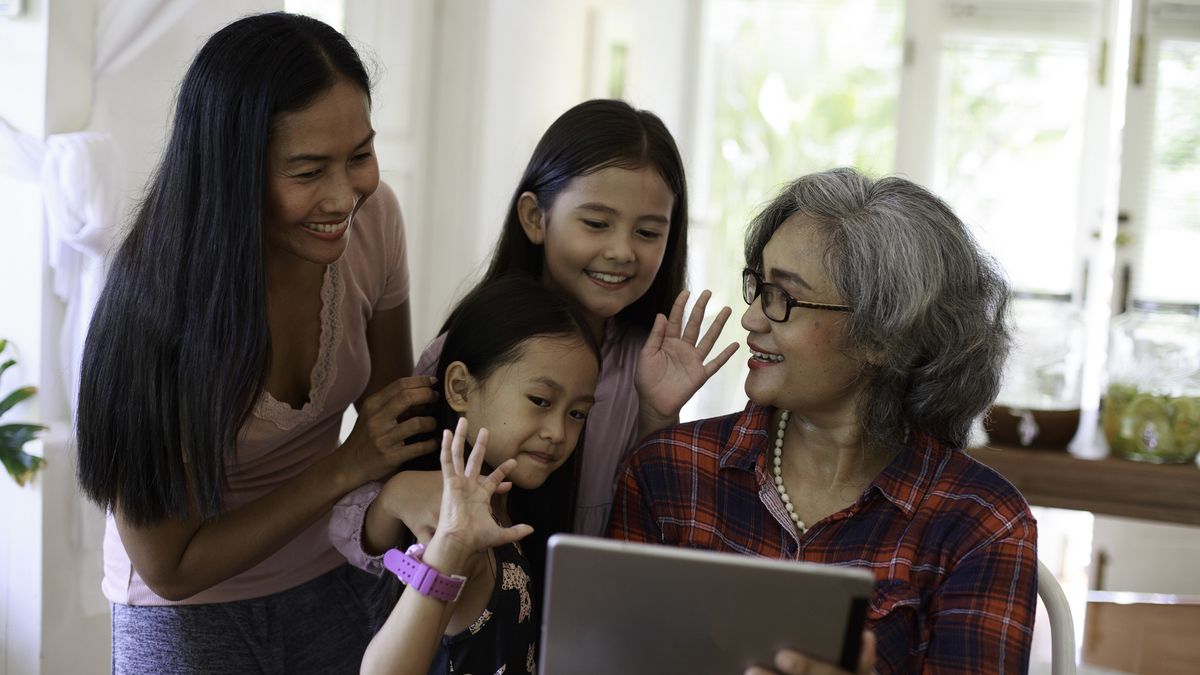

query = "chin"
[
  {"left": 510, "top": 472, "right": 550, "bottom": 491},
  {"left": 743, "top": 377, "right": 779, "bottom": 409}
]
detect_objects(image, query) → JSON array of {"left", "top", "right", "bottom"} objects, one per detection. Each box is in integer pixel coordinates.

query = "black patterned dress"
[{"left": 426, "top": 543, "right": 539, "bottom": 675}]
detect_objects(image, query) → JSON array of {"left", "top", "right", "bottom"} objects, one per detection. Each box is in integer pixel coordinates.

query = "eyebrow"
[
  {"left": 576, "top": 202, "right": 670, "bottom": 226},
  {"left": 285, "top": 130, "right": 376, "bottom": 164},
  {"left": 532, "top": 376, "right": 596, "bottom": 404},
  {"left": 767, "top": 267, "right": 814, "bottom": 291}
]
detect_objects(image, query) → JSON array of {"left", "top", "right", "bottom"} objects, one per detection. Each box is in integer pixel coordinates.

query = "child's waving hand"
[
  {"left": 636, "top": 289, "right": 740, "bottom": 436},
  {"left": 433, "top": 418, "right": 533, "bottom": 559}
]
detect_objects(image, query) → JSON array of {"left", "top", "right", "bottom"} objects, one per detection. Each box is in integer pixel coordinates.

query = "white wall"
[{"left": 408, "top": 0, "right": 698, "bottom": 349}]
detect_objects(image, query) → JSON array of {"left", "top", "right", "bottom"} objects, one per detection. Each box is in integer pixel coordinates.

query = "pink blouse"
[{"left": 102, "top": 182, "right": 409, "bottom": 605}]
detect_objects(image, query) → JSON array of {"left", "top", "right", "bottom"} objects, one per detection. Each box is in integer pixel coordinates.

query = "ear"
[
  {"left": 517, "top": 191, "right": 547, "bottom": 245},
  {"left": 443, "top": 361, "right": 476, "bottom": 413}
]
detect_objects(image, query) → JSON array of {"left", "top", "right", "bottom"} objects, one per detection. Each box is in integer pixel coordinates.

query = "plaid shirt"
[{"left": 608, "top": 402, "right": 1037, "bottom": 674}]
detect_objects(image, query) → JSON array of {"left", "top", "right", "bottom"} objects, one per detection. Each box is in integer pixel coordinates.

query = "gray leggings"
[{"left": 111, "top": 564, "right": 387, "bottom": 674}]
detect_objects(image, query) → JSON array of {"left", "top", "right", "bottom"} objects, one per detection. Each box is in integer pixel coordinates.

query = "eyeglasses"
[{"left": 742, "top": 268, "right": 852, "bottom": 322}]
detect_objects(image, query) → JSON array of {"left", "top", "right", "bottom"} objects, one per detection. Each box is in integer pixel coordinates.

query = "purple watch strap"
[{"left": 383, "top": 544, "right": 467, "bottom": 602}]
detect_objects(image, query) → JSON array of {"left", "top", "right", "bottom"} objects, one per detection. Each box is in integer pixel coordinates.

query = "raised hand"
[
  {"left": 635, "top": 289, "right": 739, "bottom": 434},
  {"left": 340, "top": 375, "right": 439, "bottom": 486},
  {"left": 432, "top": 418, "right": 532, "bottom": 557}
]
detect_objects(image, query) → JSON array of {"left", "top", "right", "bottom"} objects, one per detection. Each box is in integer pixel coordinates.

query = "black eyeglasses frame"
[{"left": 741, "top": 268, "right": 852, "bottom": 322}]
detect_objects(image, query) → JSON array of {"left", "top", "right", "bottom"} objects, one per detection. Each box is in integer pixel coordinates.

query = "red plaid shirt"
[{"left": 608, "top": 402, "right": 1037, "bottom": 674}]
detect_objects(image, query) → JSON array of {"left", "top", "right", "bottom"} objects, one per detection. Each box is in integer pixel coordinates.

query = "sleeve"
[
  {"left": 328, "top": 481, "right": 387, "bottom": 575},
  {"left": 605, "top": 450, "right": 663, "bottom": 544},
  {"left": 919, "top": 513, "right": 1038, "bottom": 674},
  {"left": 413, "top": 333, "right": 447, "bottom": 378},
  {"left": 371, "top": 182, "right": 410, "bottom": 311}
]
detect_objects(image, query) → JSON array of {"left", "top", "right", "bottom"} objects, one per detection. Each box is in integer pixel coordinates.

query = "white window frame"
[{"left": 1115, "top": 0, "right": 1200, "bottom": 310}]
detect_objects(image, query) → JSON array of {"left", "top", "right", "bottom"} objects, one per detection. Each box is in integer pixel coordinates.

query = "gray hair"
[{"left": 744, "top": 167, "right": 1011, "bottom": 450}]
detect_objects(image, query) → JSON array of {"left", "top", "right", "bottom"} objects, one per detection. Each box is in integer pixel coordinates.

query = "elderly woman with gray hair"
[{"left": 609, "top": 167, "right": 1036, "bottom": 674}]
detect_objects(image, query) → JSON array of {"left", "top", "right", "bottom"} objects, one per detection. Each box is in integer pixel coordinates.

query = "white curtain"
[
  {"left": 95, "top": 0, "right": 201, "bottom": 77},
  {"left": 0, "top": 0, "right": 201, "bottom": 413}
]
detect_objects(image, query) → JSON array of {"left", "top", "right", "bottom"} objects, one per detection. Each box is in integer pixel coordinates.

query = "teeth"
[
  {"left": 302, "top": 220, "right": 346, "bottom": 234},
  {"left": 587, "top": 271, "right": 629, "bottom": 284},
  {"left": 751, "top": 349, "right": 784, "bottom": 363}
]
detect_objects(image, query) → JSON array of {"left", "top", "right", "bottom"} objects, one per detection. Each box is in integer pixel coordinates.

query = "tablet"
[{"left": 538, "top": 534, "right": 874, "bottom": 675}]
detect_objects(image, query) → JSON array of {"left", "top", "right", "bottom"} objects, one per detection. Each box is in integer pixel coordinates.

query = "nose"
[
  {"left": 540, "top": 413, "right": 566, "bottom": 444},
  {"left": 320, "top": 168, "right": 358, "bottom": 216},
  {"left": 603, "top": 230, "right": 635, "bottom": 263},
  {"left": 741, "top": 297, "right": 768, "bottom": 333}
]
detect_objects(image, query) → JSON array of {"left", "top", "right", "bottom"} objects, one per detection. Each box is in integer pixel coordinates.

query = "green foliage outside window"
[{"left": 703, "top": 0, "right": 902, "bottom": 282}]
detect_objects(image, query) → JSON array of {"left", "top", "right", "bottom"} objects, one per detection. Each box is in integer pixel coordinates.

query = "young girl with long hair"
[
  {"left": 75, "top": 12, "right": 436, "bottom": 672},
  {"left": 359, "top": 276, "right": 602, "bottom": 674},
  {"left": 331, "top": 99, "right": 738, "bottom": 586}
]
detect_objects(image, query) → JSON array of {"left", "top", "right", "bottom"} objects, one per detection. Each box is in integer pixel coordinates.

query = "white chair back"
[{"left": 1038, "top": 559, "right": 1077, "bottom": 675}]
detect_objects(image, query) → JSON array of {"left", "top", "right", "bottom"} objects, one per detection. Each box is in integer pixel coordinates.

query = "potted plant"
[{"left": 0, "top": 339, "right": 46, "bottom": 486}]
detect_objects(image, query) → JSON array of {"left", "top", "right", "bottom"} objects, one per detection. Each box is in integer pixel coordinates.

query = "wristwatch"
[{"left": 383, "top": 543, "right": 467, "bottom": 602}]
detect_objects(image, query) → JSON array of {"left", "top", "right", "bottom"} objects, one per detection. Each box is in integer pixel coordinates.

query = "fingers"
[
  {"left": 438, "top": 428, "right": 453, "bottom": 475},
  {"left": 640, "top": 313, "right": 668, "bottom": 357},
  {"left": 703, "top": 341, "right": 741, "bottom": 378},
  {"left": 450, "top": 418, "right": 468, "bottom": 476},
  {"left": 374, "top": 384, "right": 439, "bottom": 421},
  {"left": 464, "top": 427, "right": 489, "bottom": 478},
  {"left": 383, "top": 413, "right": 438, "bottom": 444},
  {"left": 491, "top": 523, "right": 534, "bottom": 546},
  {"left": 667, "top": 289, "right": 734, "bottom": 355},
  {"left": 482, "top": 457, "right": 518, "bottom": 492},
  {"left": 667, "top": 289, "right": 689, "bottom": 335},
  {"left": 695, "top": 304, "right": 732, "bottom": 356},
  {"left": 773, "top": 649, "right": 810, "bottom": 674},
  {"left": 681, "top": 289, "right": 711, "bottom": 344},
  {"left": 857, "top": 631, "right": 876, "bottom": 675},
  {"left": 363, "top": 375, "right": 438, "bottom": 414}
]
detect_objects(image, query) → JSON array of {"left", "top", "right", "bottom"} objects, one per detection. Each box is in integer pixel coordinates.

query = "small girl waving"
[
  {"left": 359, "top": 421, "right": 534, "bottom": 675},
  {"left": 360, "top": 276, "right": 601, "bottom": 674}
]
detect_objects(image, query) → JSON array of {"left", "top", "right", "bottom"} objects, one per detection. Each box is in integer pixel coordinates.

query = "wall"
[{"left": 408, "top": 0, "right": 698, "bottom": 349}]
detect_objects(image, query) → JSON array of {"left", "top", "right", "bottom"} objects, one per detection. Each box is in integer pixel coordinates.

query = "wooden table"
[{"left": 969, "top": 445, "right": 1200, "bottom": 527}]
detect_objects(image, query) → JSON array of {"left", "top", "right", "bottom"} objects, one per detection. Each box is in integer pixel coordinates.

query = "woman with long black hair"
[{"left": 76, "top": 12, "right": 434, "bottom": 673}]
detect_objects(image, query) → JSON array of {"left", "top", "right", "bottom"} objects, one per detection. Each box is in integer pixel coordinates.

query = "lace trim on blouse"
[{"left": 252, "top": 261, "right": 344, "bottom": 430}]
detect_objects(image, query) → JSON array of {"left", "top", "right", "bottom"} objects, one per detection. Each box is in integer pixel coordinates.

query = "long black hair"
[
  {"left": 464, "top": 99, "right": 690, "bottom": 332},
  {"left": 408, "top": 275, "right": 601, "bottom": 588},
  {"left": 76, "top": 12, "right": 372, "bottom": 526}
]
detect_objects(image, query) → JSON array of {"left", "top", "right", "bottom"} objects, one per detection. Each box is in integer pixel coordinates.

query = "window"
[
  {"left": 686, "top": 0, "right": 905, "bottom": 419},
  {"left": 1118, "top": 1, "right": 1200, "bottom": 306}
]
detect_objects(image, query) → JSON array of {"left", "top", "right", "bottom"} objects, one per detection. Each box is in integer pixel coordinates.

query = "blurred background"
[{"left": 2, "top": 0, "right": 1198, "bottom": 672}]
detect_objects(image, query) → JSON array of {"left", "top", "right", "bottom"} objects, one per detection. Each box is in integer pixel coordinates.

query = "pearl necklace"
[{"left": 772, "top": 410, "right": 807, "bottom": 534}]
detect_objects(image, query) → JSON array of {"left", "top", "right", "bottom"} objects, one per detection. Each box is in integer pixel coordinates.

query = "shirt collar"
[
  {"left": 718, "top": 401, "right": 772, "bottom": 473},
  {"left": 718, "top": 401, "right": 949, "bottom": 520},
  {"left": 863, "top": 430, "right": 948, "bottom": 517}
]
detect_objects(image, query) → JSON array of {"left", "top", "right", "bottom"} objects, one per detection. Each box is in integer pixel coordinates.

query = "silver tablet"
[{"left": 538, "top": 534, "right": 874, "bottom": 675}]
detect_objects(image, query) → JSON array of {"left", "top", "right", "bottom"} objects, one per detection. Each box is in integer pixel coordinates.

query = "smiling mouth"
[
  {"left": 301, "top": 219, "right": 348, "bottom": 234},
  {"left": 523, "top": 451, "right": 557, "bottom": 464},
  {"left": 750, "top": 348, "right": 784, "bottom": 363},
  {"left": 586, "top": 271, "right": 631, "bottom": 285}
]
